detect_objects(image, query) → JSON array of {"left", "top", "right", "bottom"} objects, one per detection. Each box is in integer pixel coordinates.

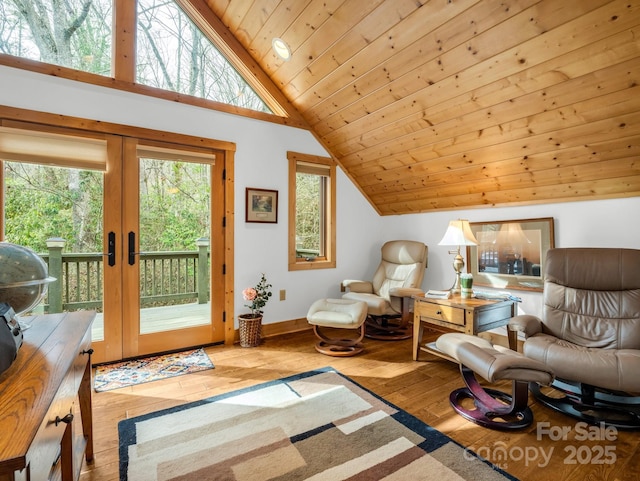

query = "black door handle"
[
  {"left": 128, "top": 231, "right": 136, "bottom": 265},
  {"left": 107, "top": 231, "right": 116, "bottom": 267}
]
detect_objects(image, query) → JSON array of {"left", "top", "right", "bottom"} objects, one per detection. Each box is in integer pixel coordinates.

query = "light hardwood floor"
[{"left": 80, "top": 328, "right": 639, "bottom": 481}]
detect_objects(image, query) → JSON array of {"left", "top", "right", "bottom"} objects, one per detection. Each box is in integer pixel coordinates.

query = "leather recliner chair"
[
  {"left": 341, "top": 240, "right": 427, "bottom": 339},
  {"left": 508, "top": 247, "right": 640, "bottom": 429}
]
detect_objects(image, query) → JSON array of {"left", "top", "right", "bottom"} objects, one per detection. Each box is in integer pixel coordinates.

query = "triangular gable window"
[{"left": 136, "top": 0, "right": 271, "bottom": 113}]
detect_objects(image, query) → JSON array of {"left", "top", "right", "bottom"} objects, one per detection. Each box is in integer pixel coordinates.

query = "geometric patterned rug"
[
  {"left": 118, "top": 367, "right": 519, "bottom": 481},
  {"left": 94, "top": 348, "right": 214, "bottom": 392}
]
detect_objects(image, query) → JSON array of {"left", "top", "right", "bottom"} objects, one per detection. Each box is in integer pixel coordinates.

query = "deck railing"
[{"left": 39, "top": 237, "right": 210, "bottom": 313}]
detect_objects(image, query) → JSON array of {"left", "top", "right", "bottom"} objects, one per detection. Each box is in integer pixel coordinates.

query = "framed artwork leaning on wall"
[{"left": 466, "top": 217, "right": 555, "bottom": 292}]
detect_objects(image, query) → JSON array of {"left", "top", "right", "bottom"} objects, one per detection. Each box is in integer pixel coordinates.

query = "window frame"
[
  {"left": 288, "top": 151, "right": 336, "bottom": 271},
  {"left": 0, "top": 0, "right": 307, "bottom": 128}
]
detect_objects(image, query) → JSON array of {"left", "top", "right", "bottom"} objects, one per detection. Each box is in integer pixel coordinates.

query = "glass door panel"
[
  {"left": 2, "top": 161, "right": 106, "bottom": 334},
  {"left": 138, "top": 157, "right": 211, "bottom": 335},
  {"left": 121, "top": 139, "right": 220, "bottom": 358}
]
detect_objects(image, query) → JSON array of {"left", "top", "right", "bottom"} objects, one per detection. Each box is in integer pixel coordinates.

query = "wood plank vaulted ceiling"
[{"left": 194, "top": 0, "right": 639, "bottom": 215}]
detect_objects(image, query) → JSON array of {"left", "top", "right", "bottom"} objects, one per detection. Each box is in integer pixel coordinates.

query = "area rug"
[
  {"left": 95, "top": 348, "right": 214, "bottom": 392},
  {"left": 118, "top": 368, "right": 518, "bottom": 481}
]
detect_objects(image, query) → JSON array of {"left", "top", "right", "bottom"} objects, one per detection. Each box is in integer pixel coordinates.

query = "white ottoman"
[{"left": 307, "top": 298, "right": 367, "bottom": 356}]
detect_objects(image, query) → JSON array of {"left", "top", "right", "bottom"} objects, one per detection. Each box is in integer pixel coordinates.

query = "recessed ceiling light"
[{"left": 272, "top": 37, "right": 291, "bottom": 61}]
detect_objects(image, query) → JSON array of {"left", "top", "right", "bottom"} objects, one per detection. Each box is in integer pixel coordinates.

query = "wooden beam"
[{"left": 112, "top": 0, "right": 136, "bottom": 82}]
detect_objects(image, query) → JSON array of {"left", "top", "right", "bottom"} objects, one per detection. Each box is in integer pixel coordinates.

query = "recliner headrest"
[
  {"left": 381, "top": 240, "right": 428, "bottom": 266},
  {"left": 545, "top": 248, "right": 640, "bottom": 291}
]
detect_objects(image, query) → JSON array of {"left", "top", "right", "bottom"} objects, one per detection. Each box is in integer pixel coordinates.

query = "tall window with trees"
[
  {"left": 136, "top": 0, "right": 270, "bottom": 112},
  {"left": 288, "top": 151, "right": 335, "bottom": 271}
]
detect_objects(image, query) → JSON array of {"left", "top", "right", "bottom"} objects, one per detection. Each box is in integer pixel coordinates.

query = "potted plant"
[{"left": 238, "top": 273, "right": 272, "bottom": 347}]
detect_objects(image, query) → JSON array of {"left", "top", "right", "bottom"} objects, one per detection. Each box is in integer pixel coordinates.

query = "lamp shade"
[{"left": 438, "top": 219, "right": 478, "bottom": 246}]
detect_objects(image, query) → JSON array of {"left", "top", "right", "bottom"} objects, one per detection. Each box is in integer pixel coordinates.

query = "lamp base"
[{"left": 450, "top": 252, "right": 465, "bottom": 294}]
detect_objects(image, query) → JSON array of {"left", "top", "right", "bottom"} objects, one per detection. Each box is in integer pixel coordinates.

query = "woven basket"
[{"left": 238, "top": 315, "right": 262, "bottom": 347}]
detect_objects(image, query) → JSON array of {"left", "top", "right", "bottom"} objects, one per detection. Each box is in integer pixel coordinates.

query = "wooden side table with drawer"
[
  {"left": 412, "top": 294, "right": 515, "bottom": 361},
  {"left": 0, "top": 311, "right": 95, "bottom": 481}
]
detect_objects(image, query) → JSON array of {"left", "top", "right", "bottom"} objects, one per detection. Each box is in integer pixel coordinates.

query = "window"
[
  {"left": 0, "top": 0, "right": 113, "bottom": 75},
  {"left": 136, "top": 0, "right": 270, "bottom": 112},
  {"left": 288, "top": 151, "right": 335, "bottom": 271},
  {"left": 0, "top": 0, "right": 271, "bottom": 113}
]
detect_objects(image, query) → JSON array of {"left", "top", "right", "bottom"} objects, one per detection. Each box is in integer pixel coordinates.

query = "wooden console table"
[
  {"left": 413, "top": 295, "right": 515, "bottom": 361},
  {"left": 0, "top": 311, "right": 95, "bottom": 481}
]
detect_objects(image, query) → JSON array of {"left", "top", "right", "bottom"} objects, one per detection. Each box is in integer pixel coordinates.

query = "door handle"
[
  {"left": 107, "top": 231, "right": 116, "bottom": 266},
  {"left": 128, "top": 231, "right": 136, "bottom": 265}
]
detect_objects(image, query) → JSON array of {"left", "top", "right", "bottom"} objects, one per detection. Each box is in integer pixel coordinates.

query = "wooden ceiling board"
[
  {"left": 273, "top": 0, "right": 388, "bottom": 85},
  {"left": 214, "top": 0, "right": 252, "bottom": 36},
  {"left": 332, "top": 28, "right": 640, "bottom": 160},
  {"left": 281, "top": 0, "right": 432, "bottom": 103},
  {"left": 322, "top": 0, "right": 617, "bottom": 153},
  {"left": 363, "top": 138, "right": 640, "bottom": 197},
  {"left": 194, "top": 0, "right": 640, "bottom": 214},
  {"left": 250, "top": 0, "right": 311, "bottom": 62},
  {"left": 351, "top": 109, "right": 639, "bottom": 193},
  {"left": 305, "top": 0, "right": 530, "bottom": 130},
  {"left": 337, "top": 2, "right": 638, "bottom": 168},
  {"left": 342, "top": 65, "right": 637, "bottom": 175}
]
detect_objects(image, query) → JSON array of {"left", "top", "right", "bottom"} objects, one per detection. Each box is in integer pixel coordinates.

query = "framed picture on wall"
[
  {"left": 245, "top": 188, "right": 278, "bottom": 223},
  {"left": 466, "top": 217, "right": 555, "bottom": 292}
]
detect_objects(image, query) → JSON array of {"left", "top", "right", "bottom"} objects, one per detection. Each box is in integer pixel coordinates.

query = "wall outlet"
[{"left": 279, "top": 289, "right": 286, "bottom": 301}]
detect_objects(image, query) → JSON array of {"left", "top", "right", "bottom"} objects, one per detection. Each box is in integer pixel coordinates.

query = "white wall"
[
  {"left": 0, "top": 66, "right": 388, "bottom": 326},
  {"left": 389, "top": 198, "right": 640, "bottom": 317},
  {"left": 1, "top": 65, "right": 639, "bottom": 326}
]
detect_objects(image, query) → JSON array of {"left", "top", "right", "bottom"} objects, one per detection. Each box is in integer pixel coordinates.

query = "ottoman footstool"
[
  {"left": 436, "top": 333, "right": 554, "bottom": 430},
  {"left": 307, "top": 299, "right": 367, "bottom": 357}
]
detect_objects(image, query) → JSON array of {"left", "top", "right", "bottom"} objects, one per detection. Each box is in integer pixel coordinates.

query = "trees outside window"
[
  {"left": 0, "top": 0, "right": 112, "bottom": 75},
  {"left": 136, "top": 0, "right": 270, "bottom": 112},
  {"left": 288, "top": 151, "right": 336, "bottom": 271},
  {"left": 0, "top": 0, "right": 269, "bottom": 112},
  {"left": 4, "top": 162, "right": 103, "bottom": 253}
]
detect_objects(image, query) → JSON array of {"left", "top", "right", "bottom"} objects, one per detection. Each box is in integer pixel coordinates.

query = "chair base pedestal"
[
  {"left": 312, "top": 323, "right": 365, "bottom": 357},
  {"left": 530, "top": 380, "right": 640, "bottom": 430},
  {"left": 365, "top": 315, "right": 411, "bottom": 340},
  {"left": 314, "top": 340, "right": 364, "bottom": 357},
  {"left": 449, "top": 366, "right": 534, "bottom": 431}
]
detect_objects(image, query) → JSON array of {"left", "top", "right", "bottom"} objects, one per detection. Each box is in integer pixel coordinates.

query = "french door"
[
  {"left": 116, "top": 138, "right": 225, "bottom": 359},
  {"left": 0, "top": 121, "right": 228, "bottom": 364}
]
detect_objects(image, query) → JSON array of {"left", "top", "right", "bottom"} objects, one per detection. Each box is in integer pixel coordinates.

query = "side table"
[{"left": 413, "top": 294, "right": 515, "bottom": 361}]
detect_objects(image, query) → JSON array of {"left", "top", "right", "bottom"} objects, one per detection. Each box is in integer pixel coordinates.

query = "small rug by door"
[
  {"left": 118, "top": 368, "right": 518, "bottom": 481},
  {"left": 95, "top": 348, "right": 214, "bottom": 392}
]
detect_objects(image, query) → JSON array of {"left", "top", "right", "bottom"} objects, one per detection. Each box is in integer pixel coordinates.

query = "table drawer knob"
[
  {"left": 55, "top": 413, "right": 74, "bottom": 426},
  {"left": 436, "top": 310, "right": 442, "bottom": 315}
]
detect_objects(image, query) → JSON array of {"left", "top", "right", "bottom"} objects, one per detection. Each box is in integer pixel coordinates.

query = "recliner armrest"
[
  {"left": 341, "top": 280, "right": 373, "bottom": 293},
  {"left": 508, "top": 315, "right": 543, "bottom": 338},
  {"left": 389, "top": 287, "right": 424, "bottom": 298}
]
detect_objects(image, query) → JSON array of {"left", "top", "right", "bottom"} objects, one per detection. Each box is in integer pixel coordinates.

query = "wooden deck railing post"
[
  {"left": 196, "top": 237, "right": 209, "bottom": 304},
  {"left": 46, "top": 237, "right": 66, "bottom": 313}
]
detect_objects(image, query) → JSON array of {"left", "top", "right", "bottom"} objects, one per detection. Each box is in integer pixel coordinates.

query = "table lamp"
[{"left": 438, "top": 219, "right": 478, "bottom": 294}]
